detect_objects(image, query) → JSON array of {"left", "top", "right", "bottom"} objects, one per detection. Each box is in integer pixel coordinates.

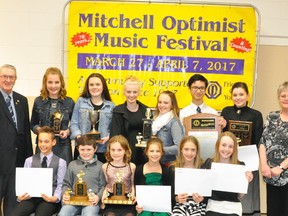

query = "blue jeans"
[{"left": 58, "top": 204, "right": 100, "bottom": 216}]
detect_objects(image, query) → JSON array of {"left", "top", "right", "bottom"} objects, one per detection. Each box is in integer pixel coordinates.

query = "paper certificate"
[
  {"left": 211, "top": 162, "right": 248, "bottom": 194},
  {"left": 175, "top": 168, "right": 212, "bottom": 196},
  {"left": 136, "top": 185, "right": 171, "bottom": 213},
  {"left": 16, "top": 168, "right": 53, "bottom": 197},
  {"left": 238, "top": 145, "right": 259, "bottom": 171}
]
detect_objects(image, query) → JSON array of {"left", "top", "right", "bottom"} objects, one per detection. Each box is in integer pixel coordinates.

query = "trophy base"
[
  {"left": 85, "top": 132, "right": 102, "bottom": 142},
  {"left": 135, "top": 141, "right": 147, "bottom": 148},
  {"left": 65, "top": 196, "right": 92, "bottom": 206},
  {"left": 103, "top": 196, "right": 133, "bottom": 205}
]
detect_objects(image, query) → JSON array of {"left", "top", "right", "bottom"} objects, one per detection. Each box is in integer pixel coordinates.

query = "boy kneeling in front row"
[
  {"left": 11, "top": 126, "right": 67, "bottom": 216},
  {"left": 58, "top": 135, "right": 105, "bottom": 216}
]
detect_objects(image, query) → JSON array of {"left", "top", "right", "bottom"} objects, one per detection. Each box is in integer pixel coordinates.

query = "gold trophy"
[
  {"left": 52, "top": 111, "right": 63, "bottom": 135},
  {"left": 85, "top": 110, "right": 101, "bottom": 141},
  {"left": 64, "top": 170, "right": 91, "bottom": 206},
  {"left": 103, "top": 170, "right": 133, "bottom": 205},
  {"left": 136, "top": 108, "right": 152, "bottom": 147}
]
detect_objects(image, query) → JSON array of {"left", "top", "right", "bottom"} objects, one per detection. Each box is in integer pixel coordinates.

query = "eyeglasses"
[
  {"left": 0, "top": 75, "right": 16, "bottom": 80},
  {"left": 190, "top": 86, "right": 206, "bottom": 91}
]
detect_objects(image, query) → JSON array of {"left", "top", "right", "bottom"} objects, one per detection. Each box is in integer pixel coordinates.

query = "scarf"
[{"left": 152, "top": 111, "right": 173, "bottom": 135}]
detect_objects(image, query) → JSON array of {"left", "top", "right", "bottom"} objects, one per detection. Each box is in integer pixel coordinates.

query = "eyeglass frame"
[
  {"left": 0, "top": 75, "right": 17, "bottom": 80},
  {"left": 190, "top": 86, "right": 206, "bottom": 91}
]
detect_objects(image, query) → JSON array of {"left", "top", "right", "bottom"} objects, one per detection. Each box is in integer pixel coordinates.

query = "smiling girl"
[
  {"left": 169, "top": 136, "right": 206, "bottom": 215},
  {"left": 221, "top": 82, "right": 263, "bottom": 216},
  {"left": 102, "top": 135, "right": 136, "bottom": 216},
  {"left": 152, "top": 91, "right": 184, "bottom": 165},
  {"left": 202, "top": 131, "right": 253, "bottom": 216},
  {"left": 134, "top": 138, "right": 171, "bottom": 216},
  {"left": 70, "top": 73, "right": 115, "bottom": 163},
  {"left": 31, "top": 67, "right": 75, "bottom": 164}
]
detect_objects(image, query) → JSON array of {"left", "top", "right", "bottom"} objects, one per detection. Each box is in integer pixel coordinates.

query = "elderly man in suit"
[{"left": 0, "top": 64, "right": 32, "bottom": 216}]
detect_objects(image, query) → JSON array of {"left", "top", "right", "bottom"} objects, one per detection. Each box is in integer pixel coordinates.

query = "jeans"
[{"left": 58, "top": 204, "right": 100, "bottom": 216}]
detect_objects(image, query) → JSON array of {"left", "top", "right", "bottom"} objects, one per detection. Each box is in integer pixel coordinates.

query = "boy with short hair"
[
  {"left": 58, "top": 135, "right": 105, "bottom": 216},
  {"left": 11, "top": 126, "right": 67, "bottom": 216}
]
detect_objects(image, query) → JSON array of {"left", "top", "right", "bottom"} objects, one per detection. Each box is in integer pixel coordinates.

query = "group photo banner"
[{"left": 66, "top": 1, "right": 259, "bottom": 110}]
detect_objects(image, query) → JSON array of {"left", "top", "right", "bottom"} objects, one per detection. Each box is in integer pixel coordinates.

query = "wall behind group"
[{"left": 1, "top": 0, "right": 288, "bottom": 213}]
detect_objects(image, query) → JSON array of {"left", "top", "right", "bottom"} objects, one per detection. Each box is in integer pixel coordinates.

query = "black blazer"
[{"left": 0, "top": 91, "right": 32, "bottom": 174}]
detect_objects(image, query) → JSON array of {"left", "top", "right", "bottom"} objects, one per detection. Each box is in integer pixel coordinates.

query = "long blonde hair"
[
  {"left": 172, "top": 136, "right": 202, "bottom": 168},
  {"left": 213, "top": 131, "right": 240, "bottom": 165}
]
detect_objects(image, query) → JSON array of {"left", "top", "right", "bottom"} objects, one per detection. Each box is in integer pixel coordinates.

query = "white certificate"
[
  {"left": 175, "top": 168, "right": 212, "bottom": 196},
  {"left": 188, "top": 131, "right": 218, "bottom": 160},
  {"left": 211, "top": 162, "right": 248, "bottom": 194},
  {"left": 238, "top": 145, "right": 259, "bottom": 171},
  {"left": 16, "top": 168, "right": 53, "bottom": 197},
  {"left": 136, "top": 185, "right": 171, "bottom": 213}
]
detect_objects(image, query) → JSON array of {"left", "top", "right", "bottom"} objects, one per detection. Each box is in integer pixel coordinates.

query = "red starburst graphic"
[
  {"left": 71, "top": 32, "right": 92, "bottom": 47},
  {"left": 230, "top": 37, "right": 252, "bottom": 53}
]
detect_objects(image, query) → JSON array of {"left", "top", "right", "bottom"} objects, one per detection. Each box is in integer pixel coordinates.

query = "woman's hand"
[
  {"left": 271, "top": 166, "right": 283, "bottom": 177},
  {"left": 261, "top": 164, "right": 272, "bottom": 178},
  {"left": 175, "top": 193, "right": 189, "bottom": 203}
]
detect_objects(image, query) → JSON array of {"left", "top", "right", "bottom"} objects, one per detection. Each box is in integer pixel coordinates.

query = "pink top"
[{"left": 105, "top": 162, "right": 132, "bottom": 193}]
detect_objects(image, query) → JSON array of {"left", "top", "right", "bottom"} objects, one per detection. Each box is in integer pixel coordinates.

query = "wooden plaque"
[
  {"left": 183, "top": 113, "right": 221, "bottom": 160},
  {"left": 228, "top": 120, "right": 252, "bottom": 146}
]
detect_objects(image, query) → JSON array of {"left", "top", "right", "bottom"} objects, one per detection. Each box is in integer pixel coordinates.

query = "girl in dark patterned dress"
[{"left": 169, "top": 136, "right": 206, "bottom": 216}]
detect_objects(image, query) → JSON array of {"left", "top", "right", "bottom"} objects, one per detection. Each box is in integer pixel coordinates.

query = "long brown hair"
[
  {"left": 40, "top": 67, "right": 66, "bottom": 100},
  {"left": 213, "top": 131, "right": 240, "bottom": 165},
  {"left": 80, "top": 73, "right": 112, "bottom": 101},
  {"left": 144, "top": 137, "right": 165, "bottom": 159},
  {"left": 172, "top": 136, "right": 202, "bottom": 168}
]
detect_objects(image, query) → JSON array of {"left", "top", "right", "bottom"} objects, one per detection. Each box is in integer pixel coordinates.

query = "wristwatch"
[{"left": 279, "top": 165, "right": 285, "bottom": 171}]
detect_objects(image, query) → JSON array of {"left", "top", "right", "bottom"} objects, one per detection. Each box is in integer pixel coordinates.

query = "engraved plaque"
[{"left": 229, "top": 120, "right": 252, "bottom": 146}]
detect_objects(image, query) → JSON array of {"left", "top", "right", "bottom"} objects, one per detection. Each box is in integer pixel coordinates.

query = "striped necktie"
[
  {"left": 5, "top": 96, "right": 16, "bottom": 125},
  {"left": 196, "top": 106, "right": 202, "bottom": 113}
]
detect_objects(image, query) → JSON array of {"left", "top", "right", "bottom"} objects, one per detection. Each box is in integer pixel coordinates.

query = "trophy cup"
[
  {"left": 136, "top": 108, "right": 152, "bottom": 148},
  {"left": 52, "top": 111, "right": 63, "bottom": 135},
  {"left": 103, "top": 170, "right": 133, "bottom": 205},
  {"left": 64, "top": 170, "right": 91, "bottom": 206},
  {"left": 85, "top": 110, "right": 101, "bottom": 141}
]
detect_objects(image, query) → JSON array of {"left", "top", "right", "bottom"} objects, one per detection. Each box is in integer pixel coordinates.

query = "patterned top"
[
  {"left": 105, "top": 162, "right": 132, "bottom": 193},
  {"left": 260, "top": 111, "right": 288, "bottom": 186}
]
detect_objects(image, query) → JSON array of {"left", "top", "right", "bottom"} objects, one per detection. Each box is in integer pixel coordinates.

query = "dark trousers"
[
  {"left": 10, "top": 198, "right": 59, "bottom": 216},
  {"left": 267, "top": 183, "right": 288, "bottom": 216},
  {"left": 0, "top": 171, "right": 17, "bottom": 216}
]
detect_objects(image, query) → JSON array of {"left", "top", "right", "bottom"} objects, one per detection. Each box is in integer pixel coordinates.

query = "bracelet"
[{"left": 279, "top": 165, "right": 285, "bottom": 171}]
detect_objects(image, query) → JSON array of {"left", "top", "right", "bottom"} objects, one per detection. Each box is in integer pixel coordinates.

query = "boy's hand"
[
  {"left": 88, "top": 194, "right": 100, "bottom": 206},
  {"left": 18, "top": 193, "right": 31, "bottom": 202},
  {"left": 41, "top": 194, "right": 57, "bottom": 203},
  {"left": 62, "top": 193, "right": 71, "bottom": 204}
]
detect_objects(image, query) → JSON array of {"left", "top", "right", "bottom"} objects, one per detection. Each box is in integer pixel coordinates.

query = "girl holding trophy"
[
  {"left": 30, "top": 67, "right": 75, "bottom": 164},
  {"left": 102, "top": 135, "right": 136, "bottom": 216},
  {"left": 70, "top": 73, "right": 115, "bottom": 163}
]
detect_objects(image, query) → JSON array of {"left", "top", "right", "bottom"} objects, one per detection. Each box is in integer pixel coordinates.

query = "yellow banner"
[{"left": 67, "top": 1, "right": 258, "bottom": 110}]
